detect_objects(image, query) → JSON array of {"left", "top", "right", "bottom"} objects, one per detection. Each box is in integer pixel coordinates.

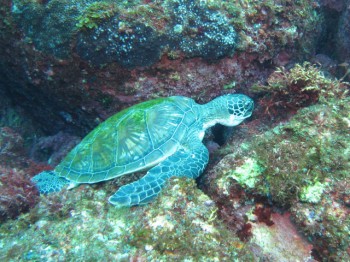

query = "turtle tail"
[{"left": 31, "top": 170, "right": 70, "bottom": 194}]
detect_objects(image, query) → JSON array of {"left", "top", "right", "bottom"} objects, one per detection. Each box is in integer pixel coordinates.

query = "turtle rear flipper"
[{"left": 108, "top": 141, "right": 209, "bottom": 207}]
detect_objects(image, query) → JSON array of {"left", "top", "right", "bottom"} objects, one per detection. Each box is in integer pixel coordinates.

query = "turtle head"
[{"left": 204, "top": 94, "right": 254, "bottom": 128}]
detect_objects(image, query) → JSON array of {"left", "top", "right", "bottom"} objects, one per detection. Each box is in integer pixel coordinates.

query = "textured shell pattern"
[{"left": 54, "top": 96, "right": 196, "bottom": 183}]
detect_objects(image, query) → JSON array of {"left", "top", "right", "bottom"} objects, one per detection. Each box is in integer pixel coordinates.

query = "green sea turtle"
[{"left": 32, "top": 94, "right": 254, "bottom": 207}]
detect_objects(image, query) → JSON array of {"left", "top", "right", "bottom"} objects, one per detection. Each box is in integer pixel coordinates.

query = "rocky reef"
[
  {"left": 1, "top": 0, "right": 323, "bottom": 136},
  {"left": 0, "top": 0, "right": 350, "bottom": 261},
  {"left": 1, "top": 62, "right": 349, "bottom": 260},
  {"left": 0, "top": 178, "right": 255, "bottom": 260},
  {"left": 203, "top": 63, "right": 349, "bottom": 260}
]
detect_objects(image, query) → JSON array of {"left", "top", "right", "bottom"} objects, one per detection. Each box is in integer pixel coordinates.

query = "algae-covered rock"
[
  {"left": 205, "top": 94, "right": 349, "bottom": 260},
  {"left": 211, "top": 96, "right": 349, "bottom": 206},
  {"left": 219, "top": 157, "right": 264, "bottom": 191},
  {"left": 299, "top": 181, "right": 328, "bottom": 204},
  {"left": 0, "top": 0, "right": 324, "bottom": 138},
  {"left": 248, "top": 211, "right": 314, "bottom": 261},
  {"left": 0, "top": 177, "right": 254, "bottom": 260},
  {"left": 291, "top": 190, "right": 350, "bottom": 260}
]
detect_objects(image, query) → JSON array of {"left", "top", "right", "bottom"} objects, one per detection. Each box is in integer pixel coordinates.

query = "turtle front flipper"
[
  {"left": 109, "top": 141, "right": 209, "bottom": 207},
  {"left": 31, "top": 171, "right": 71, "bottom": 194}
]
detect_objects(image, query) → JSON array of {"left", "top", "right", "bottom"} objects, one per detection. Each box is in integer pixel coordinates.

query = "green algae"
[
  {"left": 215, "top": 63, "right": 349, "bottom": 206},
  {"left": 208, "top": 66, "right": 349, "bottom": 259},
  {"left": 76, "top": 1, "right": 117, "bottom": 30},
  {"left": 0, "top": 177, "right": 254, "bottom": 260},
  {"left": 11, "top": 0, "right": 322, "bottom": 61},
  {"left": 226, "top": 157, "right": 264, "bottom": 189},
  {"left": 299, "top": 181, "right": 328, "bottom": 204},
  {"left": 252, "top": 62, "right": 347, "bottom": 99},
  {"left": 253, "top": 96, "right": 349, "bottom": 205}
]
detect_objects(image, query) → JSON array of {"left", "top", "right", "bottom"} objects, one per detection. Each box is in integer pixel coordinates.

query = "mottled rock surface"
[
  {"left": 0, "top": 0, "right": 323, "bottom": 136},
  {"left": 204, "top": 95, "right": 350, "bottom": 260},
  {"left": 0, "top": 178, "right": 255, "bottom": 260}
]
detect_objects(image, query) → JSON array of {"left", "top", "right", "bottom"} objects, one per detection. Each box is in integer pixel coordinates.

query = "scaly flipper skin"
[
  {"left": 108, "top": 140, "right": 209, "bottom": 207},
  {"left": 31, "top": 171, "right": 70, "bottom": 194}
]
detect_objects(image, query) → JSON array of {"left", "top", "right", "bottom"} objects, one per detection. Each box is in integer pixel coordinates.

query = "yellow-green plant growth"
[
  {"left": 252, "top": 62, "right": 349, "bottom": 117},
  {"left": 255, "top": 62, "right": 348, "bottom": 98},
  {"left": 76, "top": 2, "right": 117, "bottom": 30}
]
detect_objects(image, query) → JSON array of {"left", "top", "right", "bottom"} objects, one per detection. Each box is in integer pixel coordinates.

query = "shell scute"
[
  {"left": 84, "top": 172, "right": 106, "bottom": 183},
  {"left": 144, "top": 149, "right": 165, "bottom": 165},
  {"left": 76, "top": 173, "right": 94, "bottom": 183},
  {"left": 182, "top": 111, "right": 196, "bottom": 126},
  {"left": 55, "top": 97, "right": 194, "bottom": 183},
  {"left": 105, "top": 166, "right": 126, "bottom": 180}
]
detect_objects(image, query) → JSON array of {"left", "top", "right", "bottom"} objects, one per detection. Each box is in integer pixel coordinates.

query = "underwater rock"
[
  {"left": 30, "top": 131, "right": 81, "bottom": 166},
  {"left": 77, "top": 21, "right": 163, "bottom": 68},
  {"left": 0, "top": 167, "right": 39, "bottom": 223},
  {"left": 167, "top": 0, "right": 237, "bottom": 59},
  {"left": 249, "top": 211, "right": 314, "bottom": 260},
  {"left": 208, "top": 96, "right": 349, "bottom": 205},
  {"left": 0, "top": 127, "right": 25, "bottom": 166},
  {"left": 0, "top": 0, "right": 324, "bottom": 136},
  {"left": 0, "top": 89, "right": 43, "bottom": 145},
  {"left": 0, "top": 177, "right": 255, "bottom": 260},
  {"left": 204, "top": 95, "right": 350, "bottom": 260},
  {"left": 1, "top": 92, "right": 348, "bottom": 260},
  {"left": 291, "top": 191, "right": 350, "bottom": 260},
  {"left": 336, "top": 1, "right": 350, "bottom": 61},
  {"left": 11, "top": 0, "right": 83, "bottom": 59},
  {"left": 319, "top": 0, "right": 346, "bottom": 12}
]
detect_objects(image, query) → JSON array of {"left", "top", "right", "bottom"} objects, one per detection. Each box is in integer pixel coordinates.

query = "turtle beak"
[
  {"left": 244, "top": 111, "right": 252, "bottom": 118},
  {"left": 243, "top": 99, "right": 254, "bottom": 118}
]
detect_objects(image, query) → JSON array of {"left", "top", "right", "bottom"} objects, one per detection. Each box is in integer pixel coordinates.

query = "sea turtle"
[{"left": 32, "top": 94, "right": 254, "bottom": 207}]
